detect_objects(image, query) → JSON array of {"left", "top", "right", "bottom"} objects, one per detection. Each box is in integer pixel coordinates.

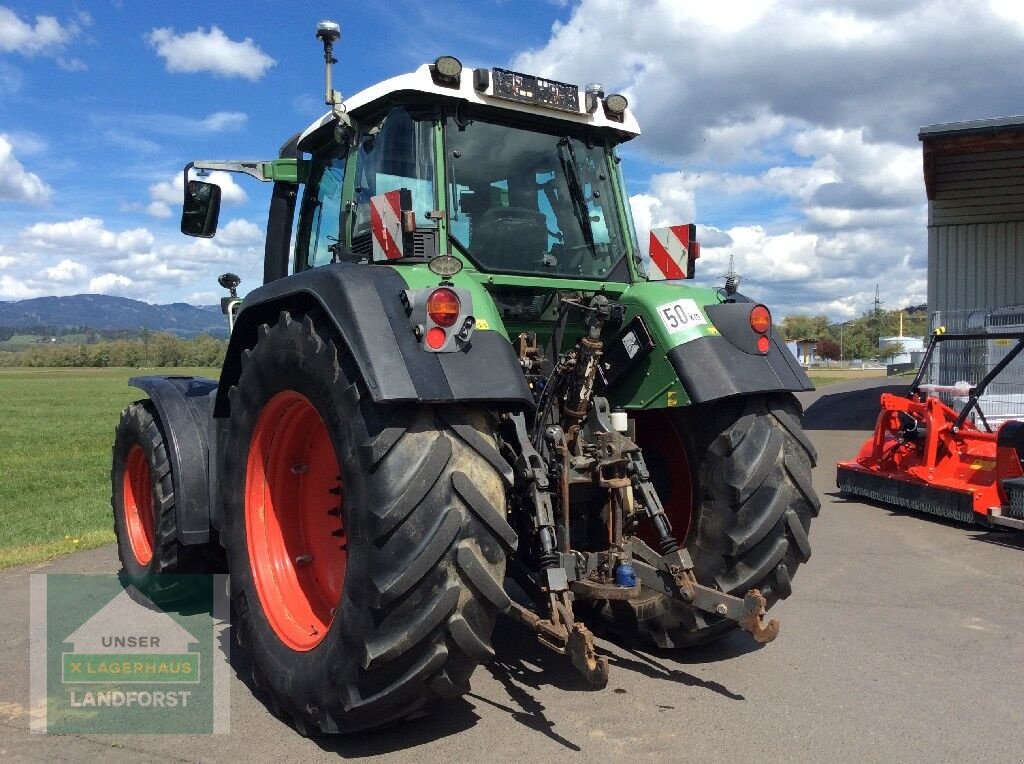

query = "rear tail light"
[
  {"left": 750, "top": 305, "right": 772, "bottom": 354},
  {"left": 425, "top": 326, "right": 447, "bottom": 350},
  {"left": 750, "top": 305, "right": 771, "bottom": 334},
  {"left": 426, "top": 287, "right": 460, "bottom": 327}
]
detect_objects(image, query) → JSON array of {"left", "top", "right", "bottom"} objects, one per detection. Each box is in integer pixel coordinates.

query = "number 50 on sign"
[{"left": 657, "top": 298, "right": 706, "bottom": 333}]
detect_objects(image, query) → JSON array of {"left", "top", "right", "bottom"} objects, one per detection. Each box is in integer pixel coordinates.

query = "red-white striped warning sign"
[
  {"left": 648, "top": 224, "right": 698, "bottom": 280},
  {"left": 370, "top": 190, "right": 404, "bottom": 261}
]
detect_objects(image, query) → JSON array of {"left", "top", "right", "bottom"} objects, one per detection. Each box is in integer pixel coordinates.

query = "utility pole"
[{"left": 873, "top": 284, "right": 883, "bottom": 349}]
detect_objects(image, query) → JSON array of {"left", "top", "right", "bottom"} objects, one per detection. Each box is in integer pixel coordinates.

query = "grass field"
[
  {"left": 808, "top": 375, "right": 852, "bottom": 387},
  {"left": 0, "top": 367, "right": 218, "bottom": 568}
]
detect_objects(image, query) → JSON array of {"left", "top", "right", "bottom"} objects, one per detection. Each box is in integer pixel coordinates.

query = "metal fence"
[{"left": 923, "top": 305, "right": 1024, "bottom": 426}]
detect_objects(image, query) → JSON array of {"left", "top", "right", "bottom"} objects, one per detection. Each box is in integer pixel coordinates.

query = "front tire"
[
  {"left": 221, "top": 312, "right": 515, "bottom": 734},
  {"left": 612, "top": 394, "right": 819, "bottom": 648}
]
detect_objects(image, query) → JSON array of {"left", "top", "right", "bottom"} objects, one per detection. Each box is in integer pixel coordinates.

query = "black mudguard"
[
  {"left": 215, "top": 262, "right": 534, "bottom": 416},
  {"left": 129, "top": 376, "right": 218, "bottom": 545},
  {"left": 668, "top": 301, "right": 813, "bottom": 404}
]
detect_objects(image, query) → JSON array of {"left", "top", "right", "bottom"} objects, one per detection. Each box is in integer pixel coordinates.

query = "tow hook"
[
  {"left": 669, "top": 564, "right": 779, "bottom": 644},
  {"left": 507, "top": 600, "right": 610, "bottom": 687}
]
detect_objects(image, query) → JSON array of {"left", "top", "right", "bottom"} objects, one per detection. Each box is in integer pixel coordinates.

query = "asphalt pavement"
[{"left": 2, "top": 375, "right": 1023, "bottom": 762}]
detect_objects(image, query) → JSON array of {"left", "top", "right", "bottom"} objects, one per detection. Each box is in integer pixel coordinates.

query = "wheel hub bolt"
[
  {"left": 291, "top": 464, "right": 309, "bottom": 474},
  {"left": 294, "top": 554, "right": 313, "bottom": 565},
  {"left": 715, "top": 603, "right": 728, "bottom": 615}
]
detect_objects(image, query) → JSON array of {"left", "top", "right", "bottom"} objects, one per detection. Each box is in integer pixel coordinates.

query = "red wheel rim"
[
  {"left": 633, "top": 410, "right": 694, "bottom": 546},
  {"left": 245, "top": 391, "right": 346, "bottom": 651},
  {"left": 123, "top": 444, "right": 156, "bottom": 566}
]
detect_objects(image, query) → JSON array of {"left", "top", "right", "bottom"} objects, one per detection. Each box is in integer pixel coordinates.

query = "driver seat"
[{"left": 471, "top": 207, "right": 547, "bottom": 272}]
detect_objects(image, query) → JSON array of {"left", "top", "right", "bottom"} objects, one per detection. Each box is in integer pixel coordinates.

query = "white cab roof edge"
[{"left": 298, "top": 63, "right": 641, "bottom": 148}]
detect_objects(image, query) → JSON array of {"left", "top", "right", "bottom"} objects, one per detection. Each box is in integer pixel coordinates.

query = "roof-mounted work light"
[
  {"left": 585, "top": 83, "right": 604, "bottom": 114},
  {"left": 604, "top": 93, "right": 628, "bottom": 115},
  {"left": 431, "top": 55, "right": 463, "bottom": 88}
]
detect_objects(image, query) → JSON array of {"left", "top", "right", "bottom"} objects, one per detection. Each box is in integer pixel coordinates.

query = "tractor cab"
[{"left": 182, "top": 48, "right": 649, "bottom": 290}]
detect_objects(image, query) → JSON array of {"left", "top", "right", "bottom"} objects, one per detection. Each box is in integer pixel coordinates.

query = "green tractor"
[{"left": 111, "top": 21, "right": 818, "bottom": 734}]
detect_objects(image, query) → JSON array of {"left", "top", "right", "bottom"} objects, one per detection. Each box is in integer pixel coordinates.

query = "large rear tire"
[
  {"left": 609, "top": 393, "right": 819, "bottom": 648},
  {"left": 111, "top": 400, "right": 212, "bottom": 603},
  {"left": 220, "top": 312, "right": 515, "bottom": 734}
]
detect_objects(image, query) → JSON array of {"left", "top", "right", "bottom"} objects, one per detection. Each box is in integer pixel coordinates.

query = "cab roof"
[{"left": 298, "top": 63, "right": 641, "bottom": 150}]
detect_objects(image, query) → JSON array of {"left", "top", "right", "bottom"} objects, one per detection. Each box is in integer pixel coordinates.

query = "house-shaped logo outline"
[{"left": 61, "top": 586, "right": 201, "bottom": 684}]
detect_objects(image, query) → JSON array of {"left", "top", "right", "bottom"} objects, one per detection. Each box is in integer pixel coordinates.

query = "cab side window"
[
  {"left": 298, "top": 147, "right": 347, "bottom": 270},
  {"left": 351, "top": 107, "right": 436, "bottom": 253}
]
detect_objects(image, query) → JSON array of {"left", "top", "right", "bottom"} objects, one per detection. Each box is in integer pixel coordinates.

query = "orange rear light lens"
[
  {"left": 427, "top": 287, "right": 460, "bottom": 328},
  {"left": 750, "top": 305, "right": 771, "bottom": 334},
  {"left": 757, "top": 335, "right": 771, "bottom": 354},
  {"left": 425, "top": 327, "right": 447, "bottom": 349}
]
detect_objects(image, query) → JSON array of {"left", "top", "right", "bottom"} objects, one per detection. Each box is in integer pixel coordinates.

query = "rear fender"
[
  {"left": 667, "top": 302, "right": 812, "bottom": 404},
  {"left": 613, "top": 282, "right": 812, "bottom": 408},
  {"left": 215, "top": 262, "right": 534, "bottom": 417},
  {"left": 129, "top": 376, "right": 218, "bottom": 545}
]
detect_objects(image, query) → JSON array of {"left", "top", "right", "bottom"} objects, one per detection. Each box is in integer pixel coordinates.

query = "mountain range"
[{"left": 0, "top": 294, "right": 227, "bottom": 338}]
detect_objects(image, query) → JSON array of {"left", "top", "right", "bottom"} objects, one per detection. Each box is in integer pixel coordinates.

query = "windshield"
[{"left": 446, "top": 115, "right": 628, "bottom": 279}]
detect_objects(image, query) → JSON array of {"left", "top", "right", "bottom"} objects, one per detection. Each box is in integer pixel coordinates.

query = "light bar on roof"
[{"left": 490, "top": 68, "right": 580, "bottom": 113}]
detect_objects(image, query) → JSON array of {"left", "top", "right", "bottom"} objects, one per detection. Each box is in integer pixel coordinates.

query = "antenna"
[
  {"left": 315, "top": 20, "right": 350, "bottom": 129},
  {"left": 724, "top": 253, "right": 740, "bottom": 295}
]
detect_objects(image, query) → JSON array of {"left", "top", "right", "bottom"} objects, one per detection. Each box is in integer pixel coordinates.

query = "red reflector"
[
  {"left": 757, "top": 335, "right": 770, "bottom": 354},
  {"left": 750, "top": 305, "right": 771, "bottom": 334},
  {"left": 426, "top": 287, "right": 460, "bottom": 328},
  {"left": 425, "top": 327, "right": 447, "bottom": 349}
]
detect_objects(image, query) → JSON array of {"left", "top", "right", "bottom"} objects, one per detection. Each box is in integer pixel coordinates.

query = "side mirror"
[
  {"left": 181, "top": 179, "right": 222, "bottom": 238},
  {"left": 647, "top": 223, "right": 700, "bottom": 280}
]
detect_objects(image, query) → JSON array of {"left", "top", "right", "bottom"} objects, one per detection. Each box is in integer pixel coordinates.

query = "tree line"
[
  {"left": 781, "top": 307, "right": 929, "bottom": 362},
  {"left": 0, "top": 325, "right": 187, "bottom": 342},
  {"left": 0, "top": 333, "right": 227, "bottom": 368}
]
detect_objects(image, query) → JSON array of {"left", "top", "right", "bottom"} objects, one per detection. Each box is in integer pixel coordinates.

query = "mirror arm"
[{"left": 190, "top": 160, "right": 276, "bottom": 182}]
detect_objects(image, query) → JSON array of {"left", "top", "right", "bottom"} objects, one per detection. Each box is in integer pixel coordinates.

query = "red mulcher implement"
[{"left": 837, "top": 329, "right": 1024, "bottom": 530}]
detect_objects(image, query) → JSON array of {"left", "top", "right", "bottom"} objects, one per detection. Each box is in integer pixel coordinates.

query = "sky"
[{"left": 1, "top": 1, "right": 1023, "bottom": 318}]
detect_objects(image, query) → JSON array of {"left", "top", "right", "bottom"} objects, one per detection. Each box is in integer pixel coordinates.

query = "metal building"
[{"left": 919, "top": 117, "right": 1024, "bottom": 315}]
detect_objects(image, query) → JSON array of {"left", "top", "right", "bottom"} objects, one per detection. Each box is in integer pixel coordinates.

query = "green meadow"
[{"left": 0, "top": 367, "right": 218, "bottom": 568}]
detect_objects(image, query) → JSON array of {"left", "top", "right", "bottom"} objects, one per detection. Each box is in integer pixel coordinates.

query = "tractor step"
[{"left": 837, "top": 464, "right": 977, "bottom": 525}]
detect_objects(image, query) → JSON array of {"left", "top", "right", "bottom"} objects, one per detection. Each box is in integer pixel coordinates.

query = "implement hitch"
[{"left": 501, "top": 295, "right": 782, "bottom": 686}]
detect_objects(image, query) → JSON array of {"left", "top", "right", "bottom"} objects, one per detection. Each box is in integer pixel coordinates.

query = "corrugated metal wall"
[{"left": 927, "top": 148, "right": 1024, "bottom": 313}]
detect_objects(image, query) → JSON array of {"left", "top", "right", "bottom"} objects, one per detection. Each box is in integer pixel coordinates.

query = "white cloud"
[
  {"left": 0, "top": 273, "right": 44, "bottom": 299},
  {"left": 989, "top": 0, "right": 1024, "bottom": 33},
  {"left": 185, "top": 290, "right": 220, "bottom": 305},
  {"left": 0, "top": 215, "right": 264, "bottom": 302},
  {"left": 217, "top": 219, "right": 263, "bottom": 246},
  {"left": 88, "top": 273, "right": 132, "bottom": 294},
  {"left": 147, "top": 26, "right": 276, "bottom": 80},
  {"left": 198, "top": 111, "right": 247, "bottom": 132},
  {"left": 0, "top": 135, "right": 52, "bottom": 204},
  {"left": 146, "top": 201, "right": 171, "bottom": 219},
  {"left": 0, "top": 7, "right": 67, "bottom": 55},
  {"left": 43, "top": 258, "right": 88, "bottom": 283},
  {"left": 5, "top": 131, "right": 46, "bottom": 155},
  {"left": 21, "top": 218, "right": 154, "bottom": 254}
]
